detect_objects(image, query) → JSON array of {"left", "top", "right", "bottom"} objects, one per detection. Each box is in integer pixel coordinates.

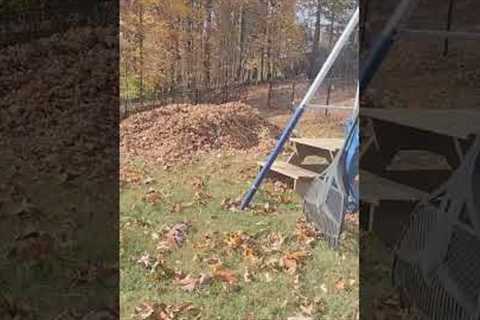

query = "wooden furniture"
[
  {"left": 360, "top": 108, "right": 480, "bottom": 235},
  {"left": 258, "top": 138, "right": 343, "bottom": 197}
]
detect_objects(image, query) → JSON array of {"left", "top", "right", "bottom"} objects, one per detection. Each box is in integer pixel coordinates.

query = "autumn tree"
[{"left": 120, "top": 0, "right": 355, "bottom": 105}]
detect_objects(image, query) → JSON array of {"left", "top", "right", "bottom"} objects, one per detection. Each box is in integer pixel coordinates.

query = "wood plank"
[
  {"left": 259, "top": 161, "right": 319, "bottom": 180},
  {"left": 361, "top": 108, "right": 480, "bottom": 140},
  {"left": 360, "top": 170, "right": 428, "bottom": 205},
  {"left": 399, "top": 29, "right": 480, "bottom": 41},
  {"left": 307, "top": 104, "right": 354, "bottom": 110},
  {"left": 290, "top": 138, "right": 344, "bottom": 152}
]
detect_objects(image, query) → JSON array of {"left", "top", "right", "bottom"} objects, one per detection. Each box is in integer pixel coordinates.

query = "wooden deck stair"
[
  {"left": 258, "top": 160, "right": 319, "bottom": 196},
  {"left": 258, "top": 161, "right": 319, "bottom": 180},
  {"left": 289, "top": 138, "right": 343, "bottom": 163},
  {"left": 360, "top": 170, "right": 428, "bottom": 232},
  {"left": 360, "top": 170, "right": 428, "bottom": 206},
  {"left": 258, "top": 137, "right": 342, "bottom": 196}
]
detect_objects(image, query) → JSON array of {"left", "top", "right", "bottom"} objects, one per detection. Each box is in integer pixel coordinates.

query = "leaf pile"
[
  {"left": 120, "top": 102, "right": 281, "bottom": 167},
  {"left": 0, "top": 26, "right": 117, "bottom": 181},
  {"left": 0, "top": 26, "right": 117, "bottom": 318}
]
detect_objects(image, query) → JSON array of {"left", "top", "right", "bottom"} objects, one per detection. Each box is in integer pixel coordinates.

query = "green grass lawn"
[{"left": 120, "top": 152, "right": 358, "bottom": 320}]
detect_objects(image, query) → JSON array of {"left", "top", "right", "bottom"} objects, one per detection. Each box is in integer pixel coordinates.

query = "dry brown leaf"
[
  {"left": 193, "top": 190, "right": 212, "bottom": 206},
  {"left": 264, "top": 272, "right": 273, "bottom": 282},
  {"left": 174, "top": 272, "right": 212, "bottom": 292},
  {"left": 220, "top": 197, "right": 241, "bottom": 211},
  {"left": 243, "top": 268, "right": 254, "bottom": 283},
  {"left": 262, "top": 232, "right": 286, "bottom": 253},
  {"left": 191, "top": 176, "right": 206, "bottom": 191},
  {"left": 224, "top": 232, "right": 247, "bottom": 249},
  {"left": 164, "top": 222, "right": 191, "bottom": 248},
  {"left": 252, "top": 202, "right": 278, "bottom": 215},
  {"left": 213, "top": 268, "right": 238, "bottom": 285},
  {"left": 9, "top": 232, "right": 54, "bottom": 263},
  {"left": 170, "top": 203, "right": 183, "bottom": 214},
  {"left": 143, "top": 189, "right": 162, "bottom": 205},
  {"left": 134, "top": 302, "right": 170, "bottom": 320},
  {"left": 134, "top": 302, "right": 197, "bottom": 320},
  {"left": 295, "top": 218, "right": 319, "bottom": 246},
  {"left": 287, "top": 314, "right": 312, "bottom": 320},
  {"left": 300, "top": 303, "right": 314, "bottom": 316},
  {"left": 281, "top": 251, "right": 309, "bottom": 274},
  {"left": 335, "top": 279, "right": 346, "bottom": 291}
]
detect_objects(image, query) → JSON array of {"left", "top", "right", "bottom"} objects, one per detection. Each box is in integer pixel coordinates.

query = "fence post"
[
  {"left": 443, "top": 0, "right": 455, "bottom": 56},
  {"left": 325, "top": 81, "right": 332, "bottom": 116},
  {"left": 290, "top": 80, "right": 296, "bottom": 108},
  {"left": 267, "top": 81, "right": 273, "bottom": 109}
]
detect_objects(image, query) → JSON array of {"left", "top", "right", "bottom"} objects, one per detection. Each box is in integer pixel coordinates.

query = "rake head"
[
  {"left": 304, "top": 163, "right": 348, "bottom": 248},
  {"left": 393, "top": 135, "right": 480, "bottom": 319}
]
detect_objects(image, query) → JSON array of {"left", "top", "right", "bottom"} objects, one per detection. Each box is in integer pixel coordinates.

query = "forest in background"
[{"left": 120, "top": 0, "right": 357, "bottom": 105}]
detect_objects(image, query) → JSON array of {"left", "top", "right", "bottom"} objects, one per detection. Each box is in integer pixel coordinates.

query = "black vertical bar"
[
  {"left": 443, "top": 0, "right": 455, "bottom": 56},
  {"left": 360, "top": 0, "right": 370, "bottom": 50}
]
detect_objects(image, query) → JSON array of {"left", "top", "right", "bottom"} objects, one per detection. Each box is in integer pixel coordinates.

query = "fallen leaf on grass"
[
  {"left": 134, "top": 302, "right": 197, "bottom": 320},
  {"left": 262, "top": 232, "right": 286, "bottom": 253},
  {"left": 220, "top": 197, "right": 241, "bottom": 211},
  {"left": 191, "top": 176, "right": 207, "bottom": 191},
  {"left": 213, "top": 268, "right": 238, "bottom": 285},
  {"left": 264, "top": 272, "right": 273, "bottom": 283},
  {"left": 320, "top": 283, "right": 328, "bottom": 294},
  {"left": 8, "top": 231, "right": 54, "bottom": 263},
  {"left": 143, "top": 189, "right": 162, "bottom": 205},
  {"left": 192, "top": 232, "right": 221, "bottom": 251},
  {"left": 137, "top": 253, "right": 154, "bottom": 269},
  {"left": 120, "top": 166, "right": 145, "bottom": 186},
  {"left": 252, "top": 202, "right": 278, "bottom": 215},
  {"left": 293, "top": 274, "right": 301, "bottom": 290},
  {"left": 335, "top": 279, "right": 346, "bottom": 291},
  {"left": 193, "top": 190, "right": 213, "bottom": 206},
  {"left": 243, "top": 268, "right": 254, "bottom": 283},
  {"left": 281, "top": 251, "right": 309, "bottom": 274},
  {"left": 242, "top": 246, "right": 260, "bottom": 264},
  {"left": 300, "top": 303, "right": 314, "bottom": 316},
  {"left": 160, "top": 222, "right": 191, "bottom": 249},
  {"left": 243, "top": 312, "right": 256, "bottom": 320},
  {"left": 174, "top": 272, "right": 212, "bottom": 292},
  {"left": 287, "top": 314, "right": 312, "bottom": 320},
  {"left": 136, "top": 253, "right": 177, "bottom": 280},
  {"left": 170, "top": 202, "right": 194, "bottom": 214},
  {"left": 295, "top": 218, "right": 319, "bottom": 246},
  {"left": 224, "top": 232, "right": 246, "bottom": 249}
]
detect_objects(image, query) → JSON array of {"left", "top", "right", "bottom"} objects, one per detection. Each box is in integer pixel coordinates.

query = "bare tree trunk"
[
  {"left": 310, "top": 0, "right": 322, "bottom": 79},
  {"left": 325, "top": 9, "right": 336, "bottom": 116},
  {"left": 236, "top": 5, "right": 246, "bottom": 82},
  {"left": 266, "top": 0, "right": 273, "bottom": 80},
  {"left": 260, "top": 49, "right": 265, "bottom": 82},
  {"left": 186, "top": 0, "right": 195, "bottom": 101},
  {"left": 204, "top": 0, "right": 213, "bottom": 88},
  {"left": 138, "top": 2, "right": 145, "bottom": 105}
]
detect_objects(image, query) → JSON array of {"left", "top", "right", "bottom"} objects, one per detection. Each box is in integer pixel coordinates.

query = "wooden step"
[
  {"left": 259, "top": 161, "right": 319, "bottom": 180},
  {"left": 258, "top": 161, "right": 319, "bottom": 196},
  {"left": 290, "top": 138, "right": 343, "bottom": 152},
  {"left": 360, "top": 170, "right": 428, "bottom": 206}
]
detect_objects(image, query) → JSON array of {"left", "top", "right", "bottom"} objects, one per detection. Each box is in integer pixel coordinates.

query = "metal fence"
[{"left": 120, "top": 75, "right": 357, "bottom": 119}]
